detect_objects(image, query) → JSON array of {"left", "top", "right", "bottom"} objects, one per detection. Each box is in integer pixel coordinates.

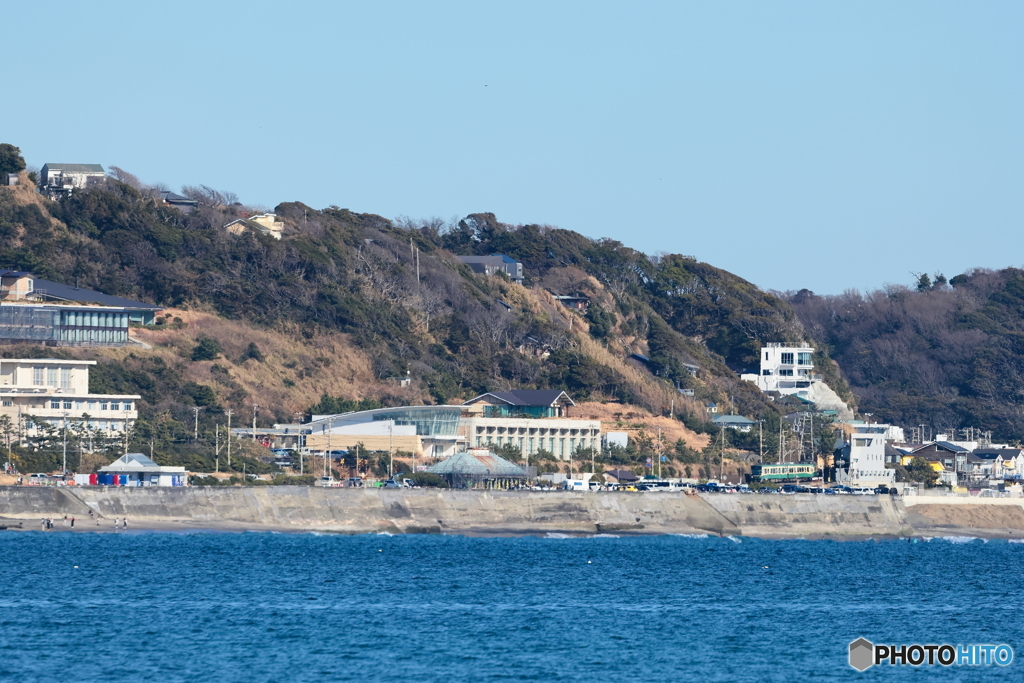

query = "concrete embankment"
[{"left": 2, "top": 486, "right": 997, "bottom": 538}]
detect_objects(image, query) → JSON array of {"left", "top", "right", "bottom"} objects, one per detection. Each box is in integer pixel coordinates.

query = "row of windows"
[
  {"left": 32, "top": 367, "right": 74, "bottom": 389},
  {"left": 474, "top": 435, "right": 600, "bottom": 456},
  {"left": 29, "top": 417, "right": 124, "bottom": 431},
  {"left": 775, "top": 352, "right": 813, "bottom": 365},
  {"left": 46, "top": 400, "right": 133, "bottom": 411}
]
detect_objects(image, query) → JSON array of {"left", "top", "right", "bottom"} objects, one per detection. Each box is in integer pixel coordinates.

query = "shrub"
[{"left": 191, "top": 336, "right": 223, "bottom": 361}]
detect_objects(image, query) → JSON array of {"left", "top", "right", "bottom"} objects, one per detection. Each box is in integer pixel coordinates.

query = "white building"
[
  {"left": 0, "top": 359, "right": 139, "bottom": 438},
  {"left": 39, "top": 163, "right": 105, "bottom": 198},
  {"left": 837, "top": 424, "right": 895, "bottom": 486},
  {"left": 461, "top": 415, "right": 601, "bottom": 461},
  {"left": 741, "top": 342, "right": 853, "bottom": 418},
  {"left": 97, "top": 453, "right": 187, "bottom": 486},
  {"left": 742, "top": 342, "right": 818, "bottom": 395}
]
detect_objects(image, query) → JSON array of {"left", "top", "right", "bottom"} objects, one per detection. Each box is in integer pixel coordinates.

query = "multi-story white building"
[
  {"left": 461, "top": 415, "right": 602, "bottom": 460},
  {"left": 836, "top": 424, "right": 895, "bottom": 486},
  {"left": 0, "top": 359, "right": 140, "bottom": 438},
  {"left": 743, "top": 343, "right": 819, "bottom": 395},
  {"left": 741, "top": 342, "right": 853, "bottom": 418}
]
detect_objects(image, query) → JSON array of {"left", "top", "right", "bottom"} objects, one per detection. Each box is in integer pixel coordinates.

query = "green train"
[{"left": 750, "top": 462, "right": 818, "bottom": 482}]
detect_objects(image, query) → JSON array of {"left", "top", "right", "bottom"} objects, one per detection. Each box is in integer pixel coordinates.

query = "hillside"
[
  {"left": 788, "top": 269, "right": 1024, "bottom": 442},
  {"left": 0, "top": 162, "right": 854, "bottom": 473}
]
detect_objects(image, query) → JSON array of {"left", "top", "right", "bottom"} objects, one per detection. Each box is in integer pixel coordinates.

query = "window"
[
  {"left": 797, "top": 352, "right": 812, "bottom": 366},
  {"left": 60, "top": 367, "right": 72, "bottom": 389},
  {"left": 779, "top": 369, "right": 794, "bottom": 377},
  {"left": 100, "top": 402, "right": 108, "bottom": 411},
  {"left": 123, "top": 402, "right": 132, "bottom": 411},
  {"left": 75, "top": 401, "right": 83, "bottom": 410},
  {"left": 33, "top": 367, "right": 43, "bottom": 386},
  {"left": 46, "top": 368, "right": 57, "bottom": 387},
  {"left": 765, "top": 352, "right": 769, "bottom": 360},
  {"left": 111, "top": 402, "right": 120, "bottom": 411},
  {"left": 762, "top": 369, "right": 772, "bottom": 376},
  {"left": 1, "top": 400, "right": 11, "bottom": 407},
  {"left": 50, "top": 401, "right": 60, "bottom": 409},
  {"left": 780, "top": 352, "right": 794, "bottom": 365},
  {"left": 854, "top": 438, "right": 872, "bottom": 447},
  {"left": 63, "top": 401, "right": 72, "bottom": 410},
  {"left": 87, "top": 401, "right": 96, "bottom": 411}
]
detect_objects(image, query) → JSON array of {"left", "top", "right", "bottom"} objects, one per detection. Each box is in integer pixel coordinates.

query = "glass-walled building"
[{"left": 0, "top": 304, "right": 133, "bottom": 346}]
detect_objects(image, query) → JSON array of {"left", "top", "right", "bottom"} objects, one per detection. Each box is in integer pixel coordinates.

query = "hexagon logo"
[{"left": 849, "top": 638, "right": 874, "bottom": 671}]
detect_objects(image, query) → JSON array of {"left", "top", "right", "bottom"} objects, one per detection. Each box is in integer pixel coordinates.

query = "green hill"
[
  {"left": 788, "top": 270, "right": 1024, "bottom": 442},
  {"left": 0, "top": 165, "right": 853, "bottom": 471}
]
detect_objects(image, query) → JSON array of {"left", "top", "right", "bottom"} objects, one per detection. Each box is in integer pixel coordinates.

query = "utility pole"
[
  {"left": 61, "top": 410, "right": 68, "bottom": 475},
  {"left": 193, "top": 406, "right": 204, "bottom": 441},
  {"left": 252, "top": 404, "right": 259, "bottom": 441},
  {"left": 215, "top": 424, "right": 220, "bottom": 473},
  {"left": 720, "top": 423, "right": 725, "bottom": 482},
  {"left": 759, "top": 420, "right": 764, "bottom": 463},
  {"left": 226, "top": 409, "right": 233, "bottom": 469},
  {"left": 388, "top": 423, "right": 394, "bottom": 478},
  {"left": 779, "top": 419, "right": 784, "bottom": 464},
  {"left": 657, "top": 427, "right": 662, "bottom": 478}
]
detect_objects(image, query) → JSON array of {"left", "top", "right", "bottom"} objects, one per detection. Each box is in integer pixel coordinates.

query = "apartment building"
[{"left": 0, "top": 359, "right": 140, "bottom": 437}]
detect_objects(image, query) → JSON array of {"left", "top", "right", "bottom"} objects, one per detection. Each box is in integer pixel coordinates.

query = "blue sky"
[{"left": 4, "top": 1, "right": 1023, "bottom": 294}]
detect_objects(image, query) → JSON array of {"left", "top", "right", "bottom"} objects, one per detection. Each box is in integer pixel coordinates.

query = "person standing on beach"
[
  {"left": 63, "top": 515, "right": 68, "bottom": 527},
  {"left": 123, "top": 518, "right": 128, "bottom": 530},
  {"left": 70, "top": 517, "right": 75, "bottom": 528},
  {"left": 40, "top": 518, "right": 45, "bottom": 531}
]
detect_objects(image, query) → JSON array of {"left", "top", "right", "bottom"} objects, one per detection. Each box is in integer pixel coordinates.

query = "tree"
[
  {"left": 904, "top": 456, "right": 939, "bottom": 487},
  {"left": 0, "top": 143, "right": 26, "bottom": 177},
  {"left": 191, "top": 337, "right": 223, "bottom": 361},
  {"left": 915, "top": 273, "right": 932, "bottom": 292}
]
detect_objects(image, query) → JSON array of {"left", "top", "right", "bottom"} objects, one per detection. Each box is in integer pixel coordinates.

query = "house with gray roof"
[
  {"left": 97, "top": 453, "right": 187, "bottom": 487},
  {"left": 457, "top": 254, "right": 523, "bottom": 284},
  {"left": 39, "top": 163, "right": 105, "bottom": 198}
]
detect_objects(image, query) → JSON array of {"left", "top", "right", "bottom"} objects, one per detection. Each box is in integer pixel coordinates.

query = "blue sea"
[{"left": 0, "top": 532, "right": 1020, "bottom": 682}]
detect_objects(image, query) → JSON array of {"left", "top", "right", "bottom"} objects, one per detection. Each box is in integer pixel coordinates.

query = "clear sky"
[{"left": 4, "top": 1, "right": 1023, "bottom": 294}]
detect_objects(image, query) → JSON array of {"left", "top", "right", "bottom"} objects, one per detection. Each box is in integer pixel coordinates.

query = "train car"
[{"left": 749, "top": 462, "right": 818, "bottom": 482}]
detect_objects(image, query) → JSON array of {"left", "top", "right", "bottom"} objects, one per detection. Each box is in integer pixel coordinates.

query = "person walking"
[
  {"left": 70, "top": 517, "right": 75, "bottom": 528},
  {"left": 122, "top": 517, "right": 128, "bottom": 530},
  {"left": 40, "top": 518, "right": 45, "bottom": 531},
  {"left": 63, "top": 515, "right": 68, "bottom": 527}
]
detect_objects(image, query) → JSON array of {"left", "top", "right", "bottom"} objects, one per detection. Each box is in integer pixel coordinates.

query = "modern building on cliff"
[
  {"left": 0, "top": 358, "right": 140, "bottom": 438},
  {"left": 741, "top": 342, "right": 853, "bottom": 418}
]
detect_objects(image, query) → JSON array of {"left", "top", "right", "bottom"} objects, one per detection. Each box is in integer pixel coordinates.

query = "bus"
[{"left": 750, "top": 462, "right": 818, "bottom": 482}]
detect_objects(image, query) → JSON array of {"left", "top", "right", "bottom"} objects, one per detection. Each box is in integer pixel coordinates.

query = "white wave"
[
  {"left": 671, "top": 533, "right": 710, "bottom": 539},
  {"left": 1008, "top": 539, "right": 1024, "bottom": 544},
  {"left": 937, "top": 536, "right": 984, "bottom": 544},
  {"left": 544, "top": 532, "right": 574, "bottom": 539},
  {"left": 592, "top": 534, "right": 621, "bottom": 538},
  {"left": 726, "top": 536, "right": 742, "bottom": 543},
  {"left": 376, "top": 531, "right": 394, "bottom": 536}
]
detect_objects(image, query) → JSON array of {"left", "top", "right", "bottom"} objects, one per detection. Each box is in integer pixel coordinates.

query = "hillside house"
[
  {"left": 457, "top": 254, "right": 523, "bottom": 284},
  {"left": 552, "top": 294, "right": 589, "bottom": 311},
  {"left": 224, "top": 213, "right": 284, "bottom": 239},
  {"left": 0, "top": 270, "right": 162, "bottom": 325},
  {"left": 39, "top": 163, "right": 105, "bottom": 198},
  {"left": 713, "top": 415, "right": 755, "bottom": 432},
  {"left": 159, "top": 191, "right": 199, "bottom": 213}
]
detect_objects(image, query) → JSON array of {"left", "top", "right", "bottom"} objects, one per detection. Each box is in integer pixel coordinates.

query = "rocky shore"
[{"left": 3, "top": 485, "right": 1023, "bottom": 539}]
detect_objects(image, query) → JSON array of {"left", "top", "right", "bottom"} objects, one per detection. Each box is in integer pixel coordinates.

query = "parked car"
[{"left": 346, "top": 477, "right": 364, "bottom": 488}]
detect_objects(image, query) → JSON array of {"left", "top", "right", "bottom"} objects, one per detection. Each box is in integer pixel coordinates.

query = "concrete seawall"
[{"left": 0, "top": 486, "right": 978, "bottom": 538}]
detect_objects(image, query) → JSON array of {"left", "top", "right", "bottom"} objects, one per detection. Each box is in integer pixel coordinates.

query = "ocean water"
[{"left": 0, "top": 532, "right": 1020, "bottom": 682}]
